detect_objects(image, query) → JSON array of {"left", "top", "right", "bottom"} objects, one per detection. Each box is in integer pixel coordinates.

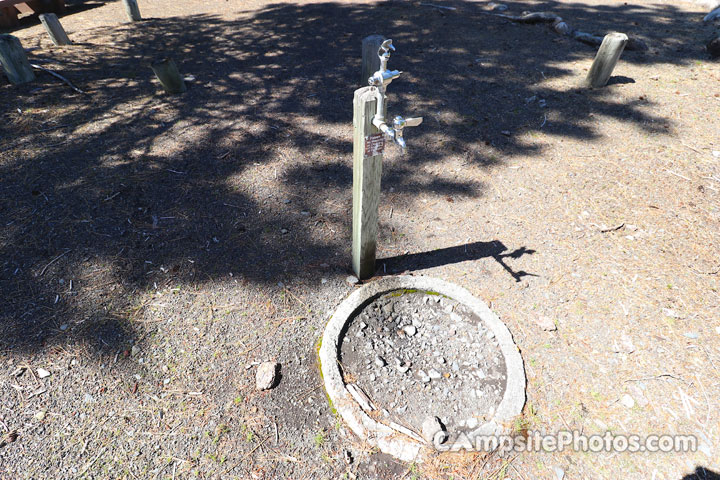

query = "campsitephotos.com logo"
[{"left": 433, "top": 430, "right": 698, "bottom": 454}]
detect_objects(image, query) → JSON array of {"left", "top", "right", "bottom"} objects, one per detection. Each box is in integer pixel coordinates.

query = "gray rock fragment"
[
  {"left": 421, "top": 416, "right": 448, "bottom": 445},
  {"left": 255, "top": 362, "right": 279, "bottom": 391}
]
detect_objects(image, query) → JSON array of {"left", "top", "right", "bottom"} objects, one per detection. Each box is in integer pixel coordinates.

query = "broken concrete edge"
[{"left": 319, "top": 275, "right": 527, "bottom": 463}]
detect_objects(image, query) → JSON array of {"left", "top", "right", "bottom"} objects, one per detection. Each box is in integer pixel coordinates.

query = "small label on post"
[{"left": 364, "top": 134, "right": 385, "bottom": 157}]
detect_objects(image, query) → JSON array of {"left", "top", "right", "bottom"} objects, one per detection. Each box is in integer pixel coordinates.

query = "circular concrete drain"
[{"left": 319, "top": 276, "right": 525, "bottom": 462}]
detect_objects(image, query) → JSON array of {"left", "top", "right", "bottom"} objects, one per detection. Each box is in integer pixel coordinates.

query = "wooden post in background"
[
  {"left": 122, "top": 0, "right": 141, "bottom": 21},
  {"left": 0, "top": 34, "right": 35, "bottom": 84},
  {"left": 361, "top": 35, "right": 384, "bottom": 87},
  {"left": 352, "top": 86, "right": 383, "bottom": 280},
  {"left": 584, "top": 32, "right": 628, "bottom": 88},
  {"left": 151, "top": 58, "right": 186, "bottom": 94},
  {"left": 39, "top": 13, "right": 71, "bottom": 46}
]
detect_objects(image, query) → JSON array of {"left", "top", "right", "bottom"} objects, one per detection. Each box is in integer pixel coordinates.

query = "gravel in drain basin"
[{"left": 339, "top": 290, "right": 507, "bottom": 435}]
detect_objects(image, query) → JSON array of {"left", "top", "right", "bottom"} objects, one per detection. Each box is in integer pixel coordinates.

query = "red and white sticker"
[{"left": 364, "top": 134, "right": 385, "bottom": 157}]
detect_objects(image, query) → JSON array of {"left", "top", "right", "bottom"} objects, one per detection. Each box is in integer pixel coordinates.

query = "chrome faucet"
[{"left": 367, "top": 39, "right": 422, "bottom": 154}]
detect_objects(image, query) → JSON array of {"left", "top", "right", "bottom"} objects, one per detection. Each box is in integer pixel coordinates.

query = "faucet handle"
[
  {"left": 403, "top": 117, "right": 423, "bottom": 128},
  {"left": 393, "top": 116, "right": 423, "bottom": 130},
  {"left": 378, "top": 39, "right": 395, "bottom": 58}
]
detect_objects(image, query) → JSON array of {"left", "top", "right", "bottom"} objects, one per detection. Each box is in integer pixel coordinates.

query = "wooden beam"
[
  {"left": 583, "top": 32, "right": 628, "bottom": 88},
  {"left": 39, "top": 13, "right": 71, "bottom": 46},
  {"left": 360, "top": 35, "right": 384, "bottom": 87},
  {"left": 352, "top": 86, "right": 383, "bottom": 280},
  {"left": 0, "top": 34, "right": 35, "bottom": 84}
]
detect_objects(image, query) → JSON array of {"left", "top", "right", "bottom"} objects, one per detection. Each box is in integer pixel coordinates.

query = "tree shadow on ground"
[
  {"left": 681, "top": 467, "right": 720, "bottom": 480},
  {"left": 0, "top": 0, "right": 709, "bottom": 354}
]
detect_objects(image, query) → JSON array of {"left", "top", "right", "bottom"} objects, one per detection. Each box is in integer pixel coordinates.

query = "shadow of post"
[{"left": 378, "top": 240, "right": 536, "bottom": 282}]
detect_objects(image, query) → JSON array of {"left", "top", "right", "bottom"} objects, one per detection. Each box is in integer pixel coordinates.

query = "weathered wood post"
[
  {"left": 361, "top": 35, "right": 385, "bottom": 87},
  {"left": 122, "top": 0, "right": 141, "bottom": 22},
  {"left": 351, "top": 39, "right": 422, "bottom": 280},
  {"left": 584, "top": 32, "right": 628, "bottom": 88},
  {"left": 352, "top": 86, "right": 383, "bottom": 279},
  {"left": 39, "top": 13, "right": 71, "bottom": 46},
  {"left": 0, "top": 34, "right": 35, "bottom": 84},
  {"left": 151, "top": 58, "right": 186, "bottom": 94}
]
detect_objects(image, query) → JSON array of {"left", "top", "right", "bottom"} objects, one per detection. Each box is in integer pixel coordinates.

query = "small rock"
[
  {"left": 255, "top": 362, "right": 279, "bottom": 391},
  {"left": 553, "top": 20, "right": 569, "bottom": 35},
  {"left": 37, "top": 368, "right": 51, "bottom": 379},
  {"left": 374, "top": 356, "right": 386, "bottom": 367},
  {"left": 438, "top": 357, "right": 446, "bottom": 364},
  {"left": 359, "top": 321, "right": 367, "bottom": 330},
  {"left": 553, "top": 467, "right": 565, "bottom": 480},
  {"left": 83, "top": 393, "right": 95, "bottom": 404},
  {"left": 428, "top": 369, "right": 442, "bottom": 380},
  {"left": 397, "top": 362, "right": 410, "bottom": 374},
  {"left": 501, "top": 130, "right": 511, "bottom": 136},
  {"left": 403, "top": 325, "right": 417, "bottom": 337},
  {"left": 488, "top": 2, "right": 508, "bottom": 11},
  {"left": 421, "top": 416, "right": 448, "bottom": 445},
  {"left": 130, "top": 345, "right": 140, "bottom": 357},
  {"left": 34, "top": 410, "right": 46, "bottom": 421},
  {"left": 534, "top": 316, "right": 557, "bottom": 331},
  {"left": 628, "top": 385, "right": 648, "bottom": 407},
  {"left": 345, "top": 275, "right": 359, "bottom": 286},
  {"left": 417, "top": 370, "right": 431, "bottom": 383},
  {"left": 280, "top": 228, "right": 288, "bottom": 234},
  {"left": 301, "top": 210, "right": 311, "bottom": 216},
  {"left": 684, "top": 332, "right": 699, "bottom": 339},
  {"left": 59, "top": 324, "right": 68, "bottom": 331},
  {"left": 466, "top": 417, "right": 479, "bottom": 429},
  {"left": 321, "top": 278, "right": 328, "bottom": 284},
  {"left": 486, "top": 330, "right": 495, "bottom": 339},
  {"left": 620, "top": 394, "right": 635, "bottom": 409}
]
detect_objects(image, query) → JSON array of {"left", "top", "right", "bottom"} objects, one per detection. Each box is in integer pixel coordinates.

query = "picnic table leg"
[{"left": 0, "top": 6, "right": 19, "bottom": 28}]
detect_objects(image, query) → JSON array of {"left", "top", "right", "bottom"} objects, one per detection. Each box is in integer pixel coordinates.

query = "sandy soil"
[{"left": 1, "top": 0, "right": 719, "bottom": 478}]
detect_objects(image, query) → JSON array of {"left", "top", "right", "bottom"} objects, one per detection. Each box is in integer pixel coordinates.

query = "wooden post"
[
  {"left": 352, "top": 86, "right": 383, "bottom": 279},
  {"left": 151, "top": 58, "right": 186, "bottom": 94},
  {"left": 361, "top": 35, "right": 385, "bottom": 87},
  {"left": 122, "top": 0, "right": 141, "bottom": 22},
  {"left": 39, "top": 13, "right": 71, "bottom": 46},
  {"left": 584, "top": 32, "right": 628, "bottom": 88},
  {"left": 0, "top": 34, "right": 35, "bottom": 84}
]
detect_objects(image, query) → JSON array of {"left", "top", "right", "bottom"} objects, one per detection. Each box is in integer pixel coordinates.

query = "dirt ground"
[{"left": 1, "top": 0, "right": 719, "bottom": 478}]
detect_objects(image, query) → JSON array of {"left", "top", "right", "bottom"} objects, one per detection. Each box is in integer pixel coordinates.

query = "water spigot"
[
  {"left": 368, "top": 39, "right": 422, "bottom": 154},
  {"left": 393, "top": 115, "right": 423, "bottom": 154},
  {"left": 368, "top": 39, "right": 401, "bottom": 88}
]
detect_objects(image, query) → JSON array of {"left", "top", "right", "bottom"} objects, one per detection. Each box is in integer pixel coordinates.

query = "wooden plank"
[
  {"left": 360, "top": 34, "right": 384, "bottom": 87},
  {"left": 0, "top": 0, "right": 27, "bottom": 8},
  {"left": 0, "top": 34, "right": 35, "bottom": 84},
  {"left": 39, "top": 13, "right": 71, "bottom": 46},
  {"left": 0, "top": 6, "right": 19, "bottom": 28},
  {"left": 151, "top": 57, "right": 186, "bottom": 94},
  {"left": 352, "top": 86, "right": 382, "bottom": 280},
  {"left": 122, "top": 0, "right": 141, "bottom": 21},
  {"left": 583, "top": 32, "right": 628, "bottom": 88}
]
